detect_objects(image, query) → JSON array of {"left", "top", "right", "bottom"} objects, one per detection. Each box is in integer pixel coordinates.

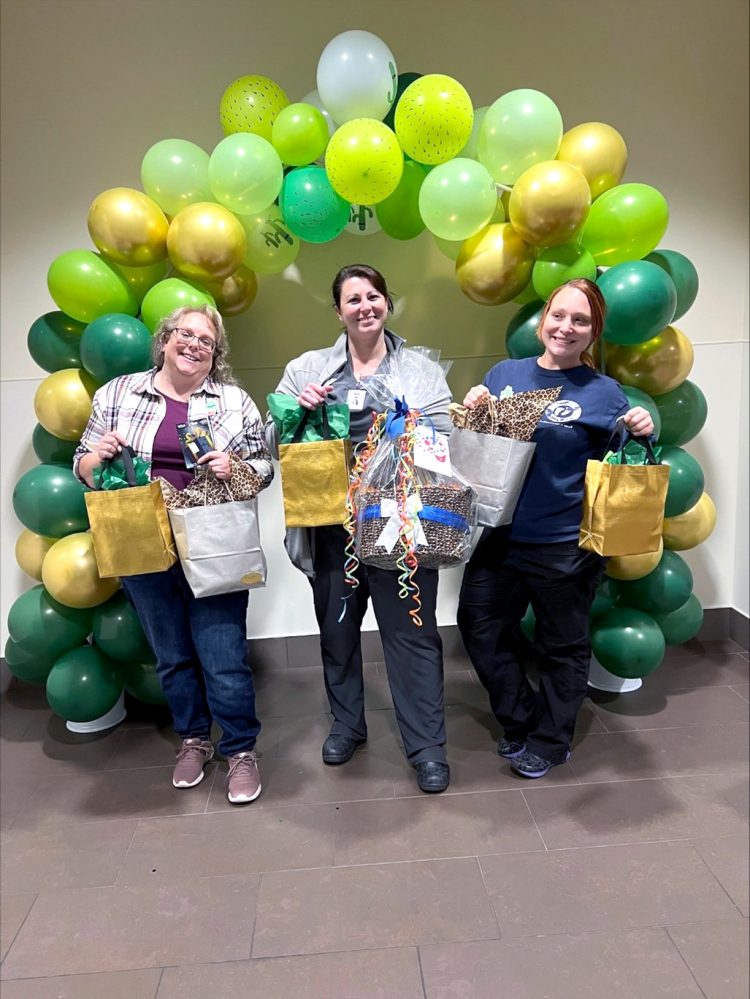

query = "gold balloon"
[
  {"left": 605, "top": 326, "right": 694, "bottom": 395},
  {"left": 42, "top": 533, "right": 120, "bottom": 609},
  {"left": 205, "top": 265, "right": 258, "bottom": 316},
  {"left": 167, "top": 202, "right": 247, "bottom": 282},
  {"left": 557, "top": 122, "right": 628, "bottom": 200},
  {"left": 663, "top": 492, "right": 717, "bottom": 551},
  {"left": 87, "top": 188, "right": 169, "bottom": 266},
  {"left": 509, "top": 161, "right": 591, "bottom": 247},
  {"left": 34, "top": 368, "right": 98, "bottom": 441},
  {"left": 15, "top": 529, "right": 56, "bottom": 581},
  {"left": 606, "top": 538, "right": 663, "bottom": 580},
  {"left": 455, "top": 223, "right": 534, "bottom": 306}
]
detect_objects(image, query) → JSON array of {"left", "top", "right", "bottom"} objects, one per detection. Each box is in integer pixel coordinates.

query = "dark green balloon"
[
  {"left": 653, "top": 593, "right": 703, "bottom": 645},
  {"left": 12, "top": 464, "right": 89, "bottom": 537},
  {"left": 611, "top": 549, "right": 693, "bottom": 615},
  {"left": 120, "top": 658, "right": 166, "bottom": 705},
  {"left": 46, "top": 645, "right": 124, "bottom": 723},
  {"left": 7, "top": 584, "right": 93, "bottom": 661},
  {"left": 93, "top": 592, "right": 152, "bottom": 662},
  {"left": 376, "top": 161, "right": 427, "bottom": 240},
  {"left": 619, "top": 385, "right": 662, "bottom": 440},
  {"left": 598, "top": 261, "right": 677, "bottom": 345},
  {"left": 4, "top": 636, "right": 56, "bottom": 685},
  {"left": 652, "top": 380, "right": 708, "bottom": 446},
  {"left": 27, "top": 311, "right": 85, "bottom": 373},
  {"left": 505, "top": 300, "right": 544, "bottom": 359},
  {"left": 383, "top": 71, "right": 422, "bottom": 130},
  {"left": 590, "top": 577, "right": 618, "bottom": 619},
  {"left": 80, "top": 313, "right": 153, "bottom": 383},
  {"left": 31, "top": 424, "right": 78, "bottom": 465},
  {"left": 644, "top": 249, "right": 699, "bottom": 322},
  {"left": 659, "top": 445, "right": 705, "bottom": 517},
  {"left": 591, "top": 607, "right": 665, "bottom": 678},
  {"left": 519, "top": 604, "right": 536, "bottom": 641}
]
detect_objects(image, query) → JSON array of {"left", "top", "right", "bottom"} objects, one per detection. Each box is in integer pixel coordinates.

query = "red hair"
[{"left": 536, "top": 278, "right": 606, "bottom": 369}]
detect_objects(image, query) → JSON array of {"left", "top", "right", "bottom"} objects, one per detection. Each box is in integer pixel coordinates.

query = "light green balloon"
[
  {"left": 579, "top": 183, "right": 669, "bottom": 266},
  {"left": 141, "top": 139, "right": 213, "bottom": 218},
  {"left": 532, "top": 243, "right": 597, "bottom": 300},
  {"left": 459, "top": 106, "right": 489, "bottom": 161},
  {"left": 209, "top": 133, "right": 283, "bottom": 215},
  {"left": 419, "top": 157, "right": 497, "bottom": 241},
  {"left": 241, "top": 210, "right": 300, "bottom": 274},
  {"left": 478, "top": 89, "right": 563, "bottom": 186},
  {"left": 140, "top": 278, "right": 216, "bottom": 332},
  {"left": 272, "top": 102, "right": 330, "bottom": 166},
  {"left": 47, "top": 250, "right": 138, "bottom": 324}
]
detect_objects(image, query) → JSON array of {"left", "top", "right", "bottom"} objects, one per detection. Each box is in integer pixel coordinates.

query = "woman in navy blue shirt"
[{"left": 457, "top": 279, "right": 653, "bottom": 778}]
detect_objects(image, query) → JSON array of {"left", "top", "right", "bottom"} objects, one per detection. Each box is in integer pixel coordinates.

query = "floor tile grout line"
[
  {"left": 474, "top": 855, "right": 505, "bottom": 941},
  {"left": 154, "top": 966, "right": 165, "bottom": 998},
  {"left": 689, "top": 840, "right": 750, "bottom": 919},
  {"left": 0, "top": 891, "right": 39, "bottom": 967},
  {"left": 662, "top": 924, "right": 711, "bottom": 999},
  {"left": 415, "top": 945, "right": 429, "bottom": 999},
  {"left": 518, "top": 788, "right": 551, "bottom": 851},
  {"left": 111, "top": 817, "right": 142, "bottom": 888}
]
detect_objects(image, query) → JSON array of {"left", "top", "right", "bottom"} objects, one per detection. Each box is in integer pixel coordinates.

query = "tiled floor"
[{"left": 1, "top": 638, "right": 748, "bottom": 998}]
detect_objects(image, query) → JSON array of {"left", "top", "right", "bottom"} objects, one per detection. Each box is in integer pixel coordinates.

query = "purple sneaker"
[{"left": 511, "top": 749, "right": 571, "bottom": 779}]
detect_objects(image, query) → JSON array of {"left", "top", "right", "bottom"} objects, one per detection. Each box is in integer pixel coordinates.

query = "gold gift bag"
[
  {"left": 85, "top": 449, "right": 176, "bottom": 578},
  {"left": 278, "top": 408, "right": 352, "bottom": 528},
  {"left": 579, "top": 434, "right": 669, "bottom": 557}
]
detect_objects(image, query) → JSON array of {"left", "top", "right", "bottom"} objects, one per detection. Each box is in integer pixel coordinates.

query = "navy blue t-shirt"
[{"left": 484, "top": 357, "right": 628, "bottom": 543}]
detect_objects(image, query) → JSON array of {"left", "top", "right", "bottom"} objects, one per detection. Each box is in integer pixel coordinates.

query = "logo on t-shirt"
[{"left": 545, "top": 399, "right": 582, "bottom": 424}]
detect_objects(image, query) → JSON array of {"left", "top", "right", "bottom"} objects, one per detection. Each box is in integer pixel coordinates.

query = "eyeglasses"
[{"left": 173, "top": 328, "right": 216, "bottom": 353}]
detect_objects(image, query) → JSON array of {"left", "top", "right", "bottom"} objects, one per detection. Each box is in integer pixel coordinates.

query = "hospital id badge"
[{"left": 347, "top": 389, "right": 366, "bottom": 411}]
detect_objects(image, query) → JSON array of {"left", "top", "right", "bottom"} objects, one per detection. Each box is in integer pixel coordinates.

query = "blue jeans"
[{"left": 121, "top": 562, "right": 260, "bottom": 757}]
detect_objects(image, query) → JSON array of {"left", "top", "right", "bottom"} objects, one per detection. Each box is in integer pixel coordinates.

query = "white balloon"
[
  {"left": 300, "top": 89, "right": 337, "bottom": 140},
  {"left": 345, "top": 204, "right": 382, "bottom": 236},
  {"left": 316, "top": 30, "right": 397, "bottom": 125}
]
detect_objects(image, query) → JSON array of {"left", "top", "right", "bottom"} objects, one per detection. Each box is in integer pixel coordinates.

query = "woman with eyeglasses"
[{"left": 75, "top": 305, "right": 273, "bottom": 805}]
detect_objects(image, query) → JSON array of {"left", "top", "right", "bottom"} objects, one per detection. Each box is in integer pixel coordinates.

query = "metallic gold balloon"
[
  {"left": 605, "top": 326, "right": 694, "bottom": 396},
  {"left": 87, "top": 188, "right": 169, "bottom": 266},
  {"left": 15, "top": 529, "right": 57, "bottom": 581},
  {"left": 663, "top": 492, "right": 716, "bottom": 551},
  {"left": 456, "top": 223, "right": 534, "bottom": 306},
  {"left": 167, "top": 202, "right": 247, "bottom": 282},
  {"left": 34, "top": 368, "right": 98, "bottom": 441},
  {"left": 606, "top": 538, "right": 663, "bottom": 581},
  {"left": 509, "top": 161, "right": 591, "bottom": 247},
  {"left": 205, "top": 265, "right": 258, "bottom": 316},
  {"left": 42, "top": 533, "right": 120, "bottom": 609},
  {"left": 557, "top": 122, "right": 628, "bottom": 200}
]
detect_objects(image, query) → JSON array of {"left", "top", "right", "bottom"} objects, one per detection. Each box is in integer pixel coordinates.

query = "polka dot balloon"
[
  {"left": 219, "top": 75, "right": 289, "bottom": 142},
  {"left": 394, "top": 74, "right": 474, "bottom": 166}
]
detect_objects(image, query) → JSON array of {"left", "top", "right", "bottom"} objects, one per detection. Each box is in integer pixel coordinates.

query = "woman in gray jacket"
[{"left": 266, "top": 264, "right": 453, "bottom": 793}]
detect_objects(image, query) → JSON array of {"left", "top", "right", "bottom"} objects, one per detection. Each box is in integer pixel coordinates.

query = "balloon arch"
[{"left": 8, "top": 29, "right": 715, "bottom": 722}]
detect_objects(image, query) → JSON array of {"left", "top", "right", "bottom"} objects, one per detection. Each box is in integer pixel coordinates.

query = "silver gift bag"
[
  {"left": 448, "top": 428, "right": 536, "bottom": 527},
  {"left": 168, "top": 498, "right": 267, "bottom": 598}
]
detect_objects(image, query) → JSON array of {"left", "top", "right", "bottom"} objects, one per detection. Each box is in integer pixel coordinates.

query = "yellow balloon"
[
  {"left": 606, "top": 538, "right": 663, "bottom": 580},
  {"left": 557, "top": 122, "right": 628, "bottom": 200},
  {"left": 509, "top": 161, "right": 591, "bottom": 247},
  {"left": 605, "top": 326, "right": 694, "bottom": 396},
  {"left": 34, "top": 368, "right": 98, "bottom": 441},
  {"left": 15, "top": 529, "right": 57, "bottom": 581},
  {"left": 167, "top": 202, "right": 247, "bottom": 282},
  {"left": 455, "top": 223, "right": 534, "bottom": 306},
  {"left": 205, "top": 265, "right": 258, "bottom": 317},
  {"left": 663, "top": 492, "right": 717, "bottom": 551},
  {"left": 325, "top": 118, "right": 403, "bottom": 205},
  {"left": 42, "top": 533, "right": 120, "bottom": 609},
  {"left": 87, "top": 188, "right": 169, "bottom": 267}
]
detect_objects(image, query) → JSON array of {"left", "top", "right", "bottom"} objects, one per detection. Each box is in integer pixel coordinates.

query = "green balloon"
[
  {"left": 579, "top": 183, "right": 669, "bottom": 266},
  {"left": 644, "top": 249, "right": 699, "bottom": 322},
  {"left": 46, "top": 645, "right": 124, "bottom": 723},
  {"left": 611, "top": 549, "right": 693, "bottom": 616},
  {"left": 140, "top": 278, "right": 215, "bottom": 333},
  {"left": 272, "top": 102, "right": 330, "bottom": 167},
  {"left": 80, "top": 313, "right": 153, "bottom": 382},
  {"left": 376, "top": 160, "right": 428, "bottom": 240},
  {"left": 93, "top": 592, "right": 152, "bottom": 662},
  {"left": 383, "top": 72, "right": 422, "bottom": 131},
  {"left": 590, "top": 577, "right": 618, "bottom": 619},
  {"left": 619, "top": 386, "right": 662, "bottom": 440},
  {"left": 653, "top": 593, "right": 703, "bottom": 646},
  {"left": 652, "top": 380, "right": 707, "bottom": 446},
  {"left": 27, "top": 312, "right": 85, "bottom": 372},
  {"left": 141, "top": 138, "right": 213, "bottom": 218},
  {"left": 519, "top": 604, "right": 536, "bottom": 642},
  {"left": 531, "top": 243, "right": 597, "bottom": 301},
  {"left": 120, "top": 658, "right": 166, "bottom": 705},
  {"left": 47, "top": 250, "right": 138, "bottom": 325},
  {"left": 12, "top": 464, "right": 89, "bottom": 537},
  {"left": 598, "top": 261, "right": 677, "bottom": 345},
  {"left": 279, "top": 166, "right": 350, "bottom": 244},
  {"left": 8, "top": 584, "right": 93, "bottom": 661},
  {"left": 505, "top": 300, "right": 545, "bottom": 359},
  {"left": 659, "top": 445, "right": 705, "bottom": 517},
  {"left": 111, "top": 260, "right": 169, "bottom": 306},
  {"left": 31, "top": 424, "right": 78, "bottom": 465},
  {"left": 512, "top": 280, "right": 542, "bottom": 306},
  {"left": 4, "top": 636, "right": 56, "bottom": 685},
  {"left": 591, "top": 607, "right": 665, "bottom": 678}
]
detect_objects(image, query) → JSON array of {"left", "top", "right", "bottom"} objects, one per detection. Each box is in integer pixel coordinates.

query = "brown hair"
[
  {"left": 536, "top": 278, "right": 606, "bottom": 369},
  {"left": 331, "top": 264, "right": 394, "bottom": 313},
  {"left": 152, "top": 304, "right": 236, "bottom": 384}
]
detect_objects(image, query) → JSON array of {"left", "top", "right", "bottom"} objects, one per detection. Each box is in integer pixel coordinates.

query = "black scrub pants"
[
  {"left": 457, "top": 528, "right": 605, "bottom": 763},
  {"left": 311, "top": 526, "right": 446, "bottom": 765}
]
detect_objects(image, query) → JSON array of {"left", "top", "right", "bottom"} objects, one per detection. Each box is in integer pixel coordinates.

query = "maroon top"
[{"left": 151, "top": 394, "right": 193, "bottom": 489}]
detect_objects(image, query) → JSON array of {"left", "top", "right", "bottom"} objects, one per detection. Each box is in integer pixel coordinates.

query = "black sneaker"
[
  {"left": 321, "top": 734, "right": 365, "bottom": 765},
  {"left": 497, "top": 738, "right": 526, "bottom": 760},
  {"left": 511, "top": 749, "right": 571, "bottom": 779},
  {"left": 415, "top": 761, "right": 450, "bottom": 793}
]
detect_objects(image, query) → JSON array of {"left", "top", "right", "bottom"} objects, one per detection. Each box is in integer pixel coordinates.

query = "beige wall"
[{"left": 2, "top": 0, "right": 748, "bottom": 640}]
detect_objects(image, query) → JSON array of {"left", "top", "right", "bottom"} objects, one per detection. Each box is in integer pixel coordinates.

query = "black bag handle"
[
  {"left": 292, "top": 405, "right": 332, "bottom": 444},
  {"left": 610, "top": 418, "right": 660, "bottom": 466},
  {"left": 97, "top": 444, "right": 138, "bottom": 489}
]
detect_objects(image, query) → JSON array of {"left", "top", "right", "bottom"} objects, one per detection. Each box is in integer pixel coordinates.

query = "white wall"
[{"left": 2, "top": 0, "right": 748, "bottom": 640}]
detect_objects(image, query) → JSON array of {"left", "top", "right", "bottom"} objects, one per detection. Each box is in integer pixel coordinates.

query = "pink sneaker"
[
  {"left": 226, "top": 750, "right": 262, "bottom": 804},
  {"left": 173, "top": 738, "right": 214, "bottom": 788}
]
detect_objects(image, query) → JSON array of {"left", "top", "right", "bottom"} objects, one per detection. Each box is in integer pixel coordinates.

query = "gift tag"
[
  {"left": 413, "top": 426, "right": 452, "bottom": 475},
  {"left": 347, "top": 389, "right": 367, "bottom": 412}
]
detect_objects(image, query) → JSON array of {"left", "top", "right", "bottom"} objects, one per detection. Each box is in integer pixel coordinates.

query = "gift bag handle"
[
  {"left": 97, "top": 444, "right": 139, "bottom": 489},
  {"left": 292, "top": 405, "right": 332, "bottom": 444},
  {"left": 611, "top": 418, "right": 661, "bottom": 466}
]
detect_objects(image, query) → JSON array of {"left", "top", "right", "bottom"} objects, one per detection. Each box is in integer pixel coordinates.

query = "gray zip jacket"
[{"left": 265, "top": 330, "right": 453, "bottom": 577}]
